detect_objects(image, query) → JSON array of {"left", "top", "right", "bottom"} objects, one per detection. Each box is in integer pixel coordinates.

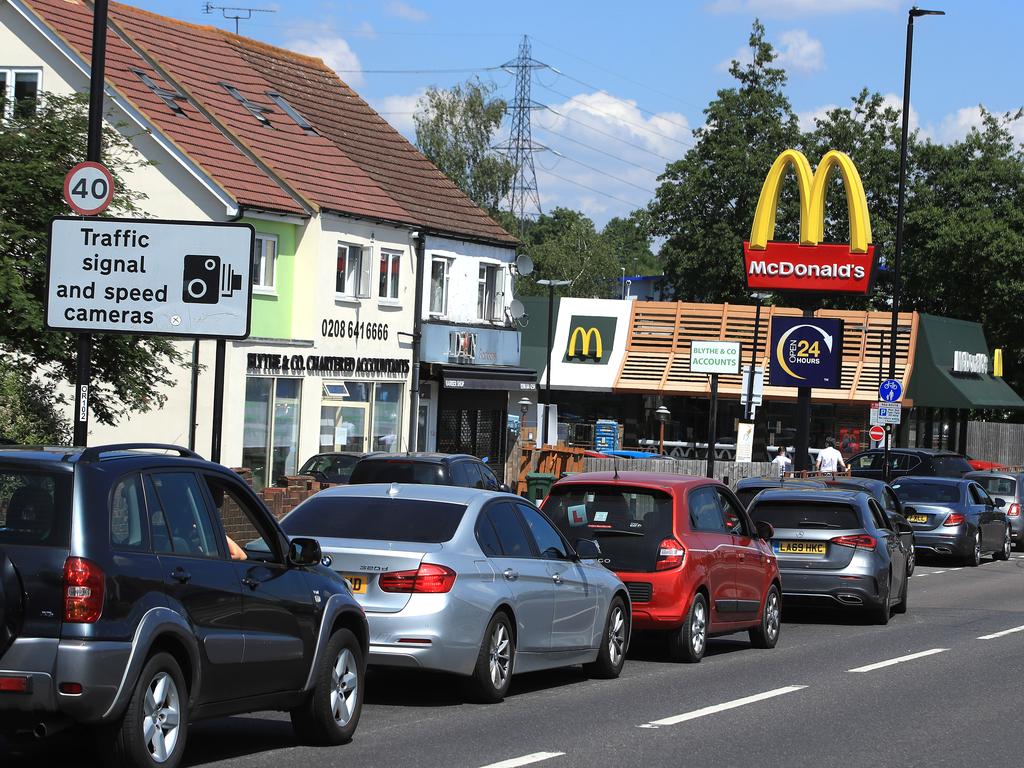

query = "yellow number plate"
[
  {"left": 343, "top": 574, "right": 368, "bottom": 594},
  {"left": 907, "top": 514, "right": 928, "bottom": 523},
  {"left": 778, "top": 541, "right": 827, "bottom": 555}
]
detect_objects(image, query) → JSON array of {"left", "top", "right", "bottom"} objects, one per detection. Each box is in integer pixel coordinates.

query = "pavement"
[{"left": 6, "top": 552, "right": 1024, "bottom": 768}]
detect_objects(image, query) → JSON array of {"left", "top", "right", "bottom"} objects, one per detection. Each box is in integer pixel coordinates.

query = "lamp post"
[
  {"left": 744, "top": 292, "right": 770, "bottom": 421},
  {"left": 655, "top": 405, "right": 671, "bottom": 456},
  {"left": 537, "top": 278, "right": 571, "bottom": 447}
]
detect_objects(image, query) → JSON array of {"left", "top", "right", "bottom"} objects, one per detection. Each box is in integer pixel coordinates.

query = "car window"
[
  {"left": 717, "top": 489, "right": 750, "bottom": 536},
  {"left": 882, "top": 487, "right": 900, "bottom": 517},
  {"left": 348, "top": 459, "right": 447, "bottom": 485},
  {"left": 749, "top": 501, "right": 862, "bottom": 530},
  {"left": 973, "top": 475, "right": 1016, "bottom": 497},
  {"left": 517, "top": 503, "right": 570, "bottom": 560},
  {"left": 931, "top": 455, "right": 972, "bottom": 476},
  {"left": 203, "top": 475, "right": 278, "bottom": 562},
  {"left": 479, "top": 463, "right": 500, "bottom": 491},
  {"left": 891, "top": 480, "right": 961, "bottom": 504},
  {"left": 110, "top": 474, "right": 148, "bottom": 551},
  {"left": 688, "top": 486, "right": 727, "bottom": 533},
  {"left": 449, "top": 460, "right": 476, "bottom": 488},
  {"left": 484, "top": 502, "right": 534, "bottom": 558},
  {"left": 969, "top": 484, "right": 993, "bottom": 506},
  {"left": 867, "top": 499, "right": 890, "bottom": 530},
  {"left": 147, "top": 472, "right": 222, "bottom": 558},
  {"left": 850, "top": 453, "right": 881, "bottom": 471},
  {"left": 0, "top": 467, "right": 72, "bottom": 548},
  {"left": 461, "top": 461, "right": 486, "bottom": 489},
  {"left": 475, "top": 511, "right": 502, "bottom": 557},
  {"left": 282, "top": 496, "right": 466, "bottom": 543}
]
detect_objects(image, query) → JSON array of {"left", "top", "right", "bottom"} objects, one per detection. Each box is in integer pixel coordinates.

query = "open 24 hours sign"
[{"left": 768, "top": 317, "right": 844, "bottom": 389}]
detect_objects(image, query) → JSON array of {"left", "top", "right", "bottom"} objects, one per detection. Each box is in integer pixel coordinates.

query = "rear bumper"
[
  {"left": 1009, "top": 517, "right": 1024, "bottom": 541},
  {"left": 912, "top": 530, "right": 972, "bottom": 557},
  {"left": 620, "top": 574, "right": 695, "bottom": 630},
  {"left": 778, "top": 571, "right": 883, "bottom": 608},
  {"left": 365, "top": 594, "right": 481, "bottom": 677}
]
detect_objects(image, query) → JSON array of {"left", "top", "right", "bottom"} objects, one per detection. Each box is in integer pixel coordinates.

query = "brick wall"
[{"left": 233, "top": 469, "right": 335, "bottom": 529}]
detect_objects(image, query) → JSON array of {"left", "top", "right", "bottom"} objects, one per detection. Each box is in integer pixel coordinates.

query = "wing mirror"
[
  {"left": 287, "top": 537, "right": 323, "bottom": 567},
  {"left": 994, "top": 498, "right": 1005, "bottom": 508},
  {"left": 574, "top": 538, "right": 602, "bottom": 560},
  {"left": 755, "top": 521, "right": 774, "bottom": 541}
]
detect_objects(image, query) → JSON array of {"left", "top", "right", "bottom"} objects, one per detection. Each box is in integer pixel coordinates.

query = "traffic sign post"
[
  {"left": 869, "top": 424, "right": 885, "bottom": 443},
  {"left": 63, "top": 161, "right": 114, "bottom": 216}
]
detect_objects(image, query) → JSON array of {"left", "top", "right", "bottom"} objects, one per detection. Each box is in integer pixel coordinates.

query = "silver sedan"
[{"left": 279, "top": 483, "right": 631, "bottom": 702}]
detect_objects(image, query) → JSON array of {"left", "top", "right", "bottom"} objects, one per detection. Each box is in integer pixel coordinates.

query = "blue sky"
[{"left": 129, "top": 1, "right": 1022, "bottom": 227}]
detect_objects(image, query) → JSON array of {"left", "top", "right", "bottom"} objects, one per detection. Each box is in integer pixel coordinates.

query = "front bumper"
[{"left": 779, "top": 571, "right": 883, "bottom": 609}]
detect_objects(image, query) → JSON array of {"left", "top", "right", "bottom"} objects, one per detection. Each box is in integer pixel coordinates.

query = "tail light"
[
  {"left": 1006, "top": 503, "right": 1020, "bottom": 518},
  {"left": 943, "top": 513, "right": 966, "bottom": 527},
  {"left": 830, "top": 534, "right": 877, "bottom": 550},
  {"left": 379, "top": 563, "right": 456, "bottom": 594},
  {"left": 63, "top": 557, "right": 104, "bottom": 623},
  {"left": 656, "top": 538, "right": 685, "bottom": 571}
]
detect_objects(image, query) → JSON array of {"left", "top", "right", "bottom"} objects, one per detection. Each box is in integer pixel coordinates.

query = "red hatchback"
[{"left": 543, "top": 472, "right": 781, "bottom": 662}]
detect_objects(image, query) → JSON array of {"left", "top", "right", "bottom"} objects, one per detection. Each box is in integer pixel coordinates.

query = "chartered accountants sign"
[
  {"left": 743, "top": 150, "right": 877, "bottom": 295},
  {"left": 769, "top": 317, "right": 844, "bottom": 389},
  {"left": 564, "top": 315, "right": 617, "bottom": 364}
]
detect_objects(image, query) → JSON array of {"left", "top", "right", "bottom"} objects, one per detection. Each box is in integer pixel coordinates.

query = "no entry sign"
[
  {"left": 869, "top": 425, "right": 886, "bottom": 442},
  {"left": 63, "top": 161, "right": 115, "bottom": 216}
]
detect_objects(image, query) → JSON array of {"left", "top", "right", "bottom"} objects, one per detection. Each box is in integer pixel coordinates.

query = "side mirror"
[
  {"left": 288, "top": 537, "right": 323, "bottom": 567},
  {"left": 574, "top": 538, "right": 602, "bottom": 560},
  {"left": 499, "top": 483, "right": 512, "bottom": 493},
  {"left": 994, "top": 498, "right": 1005, "bottom": 508},
  {"left": 903, "top": 505, "right": 916, "bottom": 516},
  {"left": 755, "top": 521, "right": 774, "bottom": 541},
  {"left": 897, "top": 521, "right": 914, "bottom": 534}
]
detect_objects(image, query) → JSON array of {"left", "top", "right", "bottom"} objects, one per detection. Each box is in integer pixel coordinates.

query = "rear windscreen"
[
  {"left": 281, "top": 496, "right": 466, "bottom": 543},
  {"left": 736, "top": 487, "right": 765, "bottom": 508},
  {"left": 891, "top": 481, "right": 961, "bottom": 504},
  {"left": 748, "top": 501, "right": 862, "bottom": 530},
  {"left": 543, "top": 486, "right": 673, "bottom": 572},
  {"left": 349, "top": 460, "right": 446, "bottom": 485},
  {"left": 931, "top": 456, "right": 972, "bottom": 476},
  {"left": 301, "top": 455, "right": 359, "bottom": 480},
  {"left": 0, "top": 468, "right": 72, "bottom": 547},
  {"left": 973, "top": 476, "right": 1016, "bottom": 497}
]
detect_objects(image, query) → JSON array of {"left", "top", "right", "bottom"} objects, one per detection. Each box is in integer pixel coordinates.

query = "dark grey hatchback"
[{"left": 0, "top": 444, "right": 367, "bottom": 768}]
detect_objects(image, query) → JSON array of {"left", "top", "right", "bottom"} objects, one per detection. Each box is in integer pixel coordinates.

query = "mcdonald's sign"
[
  {"left": 743, "top": 149, "right": 878, "bottom": 294},
  {"left": 564, "top": 315, "right": 617, "bottom": 364}
]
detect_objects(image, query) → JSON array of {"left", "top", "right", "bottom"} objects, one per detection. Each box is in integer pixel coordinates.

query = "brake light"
[
  {"left": 830, "top": 534, "right": 877, "bottom": 550},
  {"left": 0, "top": 676, "right": 30, "bottom": 693},
  {"left": 63, "top": 557, "right": 104, "bottom": 623},
  {"left": 1007, "top": 503, "right": 1020, "bottom": 518},
  {"left": 656, "top": 538, "right": 685, "bottom": 571},
  {"left": 943, "top": 513, "right": 966, "bottom": 527},
  {"left": 378, "top": 563, "right": 456, "bottom": 593}
]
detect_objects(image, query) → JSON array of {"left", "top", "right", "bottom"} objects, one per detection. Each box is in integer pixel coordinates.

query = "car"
[
  {"left": 0, "top": 443, "right": 368, "bottom": 768},
  {"left": 348, "top": 452, "right": 506, "bottom": 490},
  {"left": 542, "top": 472, "right": 782, "bottom": 663},
  {"left": 890, "top": 476, "right": 1012, "bottom": 566},
  {"left": 747, "top": 487, "right": 911, "bottom": 624},
  {"left": 279, "top": 483, "right": 629, "bottom": 702},
  {"left": 965, "top": 470, "right": 1024, "bottom": 550},
  {"left": 966, "top": 457, "right": 1007, "bottom": 472},
  {"left": 823, "top": 477, "right": 917, "bottom": 576},
  {"left": 733, "top": 476, "right": 826, "bottom": 509},
  {"left": 847, "top": 448, "right": 973, "bottom": 481},
  {"left": 284, "top": 451, "right": 364, "bottom": 485}
]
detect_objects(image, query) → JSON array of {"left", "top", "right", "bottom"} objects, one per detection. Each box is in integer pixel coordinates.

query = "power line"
[
  {"left": 332, "top": 66, "right": 503, "bottom": 74},
  {"left": 540, "top": 168, "right": 648, "bottom": 209},
  {"left": 531, "top": 125, "right": 662, "bottom": 175},
  {"left": 538, "top": 105, "right": 677, "bottom": 163},
  {"left": 548, "top": 149, "right": 656, "bottom": 195},
  {"left": 549, "top": 68, "right": 692, "bottom": 134}
]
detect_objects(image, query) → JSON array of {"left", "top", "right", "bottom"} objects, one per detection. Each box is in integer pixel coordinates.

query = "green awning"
[{"left": 907, "top": 314, "right": 1024, "bottom": 410}]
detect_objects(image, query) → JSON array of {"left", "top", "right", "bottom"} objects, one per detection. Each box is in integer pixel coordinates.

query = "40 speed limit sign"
[{"left": 63, "top": 161, "right": 115, "bottom": 216}]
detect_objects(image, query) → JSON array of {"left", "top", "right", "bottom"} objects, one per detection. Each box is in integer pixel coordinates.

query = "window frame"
[
  {"left": 378, "top": 249, "right": 401, "bottom": 302},
  {"left": 687, "top": 485, "right": 728, "bottom": 533},
  {"left": 516, "top": 502, "right": 573, "bottom": 561},
  {"left": 109, "top": 472, "right": 150, "bottom": 552},
  {"left": 199, "top": 471, "right": 284, "bottom": 563},
  {"left": 252, "top": 232, "right": 278, "bottom": 293},
  {"left": 428, "top": 256, "right": 451, "bottom": 317},
  {"left": 336, "top": 242, "right": 371, "bottom": 299},
  {"left": 143, "top": 470, "right": 225, "bottom": 559},
  {"left": 0, "top": 67, "right": 42, "bottom": 119}
]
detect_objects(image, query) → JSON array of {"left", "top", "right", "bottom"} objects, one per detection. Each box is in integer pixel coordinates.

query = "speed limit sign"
[{"left": 63, "top": 161, "right": 115, "bottom": 216}]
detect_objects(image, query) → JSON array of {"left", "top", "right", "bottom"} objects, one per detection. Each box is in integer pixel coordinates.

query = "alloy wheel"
[
  {"left": 142, "top": 672, "right": 181, "bottom": 764},
  {"left": 765, "top": 590, "right": 781, "bottom": 642},
  {"left": 974, "top": 533, "right": 982, "bottom": 565},
  {"left": 488, "top": 623, "right": 511, "bottom": 691},
  {"left": 691, "top": 600, "right": 707, "bottom": 655},
  {"left": 1004, "top": 528, "right": 1012, "bottom": 559},
  {"left": 330, "top": 648, "right": 360, "bottom": 726},
  {"left": 607, "top": 605, "right": 626, "bottom": 667}
]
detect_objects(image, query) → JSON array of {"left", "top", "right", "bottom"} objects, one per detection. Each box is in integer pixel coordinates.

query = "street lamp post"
[
  {"left": 655, "top": 405, "right": 670, "bottom": 456},
  {"left": 744, "top": 293, "right": 769, "bottom": 421},
  {"left": 537, "top": 278, "right": 571, "bottom": 447}
]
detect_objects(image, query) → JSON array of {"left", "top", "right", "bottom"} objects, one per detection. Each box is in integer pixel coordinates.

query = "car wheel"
[
  {"left": 892, "top": 574, "right": 909, "bottom": 615},
  {"left": 966, "top": 532, "right": 982, "bottom": 567},
  {"left": 748, "top": 586, "right": 781, "bottom": 649},
  {"left": 585, "top": 597, "right": 628, "bottom": 679},
  {"left": 905, "top": 546, "right": 916, "bottom": 577},
  {"left": 668, "top": 592, "right": 708, "bottom": 663},
  {"left": 290, "top": 628, "right": 364, "bottom": 745},
  {"left": 468, "top": 611, "right": 515, "bottom": 703},
  {"left": 994, "top": 526, "right": 1012, "bottom": 562},
  {"left": 870, "top": 574, "right": 891, "bottom": 625},
  {"left": 104, "top": 652, "right": 188, "bottom": 768}
]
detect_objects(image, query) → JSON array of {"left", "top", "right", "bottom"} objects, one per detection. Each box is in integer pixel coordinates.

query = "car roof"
[
  {"left": 735, "top": 476, "right": 826, "bottom": 488},
  {"left": 309, "top": 482, "right": 505, "bottom": 505},
  {"left": 853, "top": 448, "right": 963, "bottom": 457},
  {"left": 892, "top": 475, "right": 965, "bottom": 485},
  {"left": 552, "top": 471, "right": 716, "bottom": 491},
  {"left": 752, "top": 487, "right": 868, "bottom": 505},
  {"left": 0, "top": 443, "right": 217, "bottom": 470},
  {"left": 964, "top": 470, "right": 1021, "bottom": 480},
  {"left": 358, "top": 452, "right": 476, "bottom": 464},
  {"left": 826, "top": 477, "right": 887, "bottom": 492}
]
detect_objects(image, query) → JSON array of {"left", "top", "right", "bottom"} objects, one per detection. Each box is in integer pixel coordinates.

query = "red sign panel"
[
  {"left": 869, "top": 425, "right": 885, "bottom": 442},
  {"left": 743, "top": 241, "right": 877, "bottom": 295}
]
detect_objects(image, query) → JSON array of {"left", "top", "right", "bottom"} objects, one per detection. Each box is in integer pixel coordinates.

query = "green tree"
[
  {"left": 0, "top": 92, "right": 182, "bottom": 428},
  {"left": 517, "top": 208, "right": 619, "bottom": 298},
  {"left": 414, "top": 77, "right": 515, "bottom": 213},
  {"left": 0, "top": 362, "right": 70, "bottom": 444},
  {"left": 601, "top": 214, "right": 660, "bottom": 276}
]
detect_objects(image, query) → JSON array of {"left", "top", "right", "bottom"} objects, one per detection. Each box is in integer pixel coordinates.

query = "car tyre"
[
  {"left": 749, "top": 585, "right": 781, "bottom": 649},
  {"left": 290, "top": 628, "right": 364, "bottom": 745},
  {"left": 668, "top": 592, "right": 708, "bottom": 663},
  {"left": 994, "top": 526, "right": 1012, "bottom": 562},
  {"left": 585, "top": 597, "right": 628, "bottom": 679},
  {"left": 892, "top": 574, "right": 909, "bottom": 615},
  {"left": 905, "top": 546, "right": 915, "bottom": 577},
  {"left": 966, "top": 532, "right": 982, "bottom": 567},
  {"left": 103, "top": 652, "right": 188, "bottom": 768},
  {"left": 870, "top": 574, "right": 891, "bottom": 625},
  {"left": 468, "top": 611, "right": 515, "bottom": 703}
]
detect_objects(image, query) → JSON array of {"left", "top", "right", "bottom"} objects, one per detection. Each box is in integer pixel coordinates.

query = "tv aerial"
[{"left": 202, "top": 3, "right": 276, "bottom": 35}]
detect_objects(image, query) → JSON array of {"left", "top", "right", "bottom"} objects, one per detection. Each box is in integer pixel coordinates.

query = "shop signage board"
[
  {"left": 690, "top": 341, "right": 741, "bottom": 374},
  {"left": 46, "top": 217, "right": 254, "bottom": 339},
  {"left": 564, "top": 315, "right": 618, "bottom": 364},
  {"left": 743, "top": 149, "right": 877, "bottom": 295},
  {"left": 768, "top": 317, "right": 844, "bottom": 389},
  {"left": 420, "top": 323, "right": 521, "bottom": 367}
]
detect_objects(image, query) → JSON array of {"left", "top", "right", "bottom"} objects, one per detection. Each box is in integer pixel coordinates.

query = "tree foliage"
[
  {"left": 0, "top": 92, "right": 182, "bottom": 428},
  {"left": 515, "top": 208, "right": 619, "bottom": 299},
  {"left": 601, "top": 214, "right": 659, "bottom": 276},
  {"left": 0, "top": 361, "right": 70, "bottom": 445}
]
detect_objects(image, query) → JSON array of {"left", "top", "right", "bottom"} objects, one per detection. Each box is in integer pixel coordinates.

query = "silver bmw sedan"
[{"left": 279, "top": 483, "right": 630, "bottom": 702}]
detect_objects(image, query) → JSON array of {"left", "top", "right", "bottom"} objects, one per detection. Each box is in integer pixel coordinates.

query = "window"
[
  {"left": 450, "top": 460, "right": 476, "bottom": 488},
  {"left": 243, "top": 377, "right": 302, "bottom": 490},
  {"left": 479, "top": 463, "right": 500, "bottom": 491},
  {"left": 0, "top": 468, "right": 71, "bottom": 547},
  {"left": 850, "top": 453, "right": 882, "bottom": 471},
  {"left": 748, "top": 501, "right": 862, "bottom": 531},
  {"left": 475, "top": 513, "right": 503, "bottom": 557},
  {"left": 379, "top": 250, "right": 401, "bottom": 300},
  {"left": 281, "top": 497, "right": 466, "bottom": 544},
  {"left": 0, "top": 69, "right": 41, "bottom": 119},
  {"left": 688, "top": 486, "right": 727, "bottom": 533},
  {"left": 203, "top": 475, "right": 276, "bottom": 561},
  {"left": 891, "top": 480, "right": 961, "bottom": 504},
  {"left": 372, "top": 382, "right": 402, "bottom": 452},
  {"left": 429, "top": 257, "right": 450, "bottom": 316},
  {"left": 717, "top": 489, "right": 750, "bottom": 536},
  {"left": 517, "top": 503, "right": 569, "bottom": 560},
  {"left": 868, "top": 499, "right": 890, "bottom": 531},
  {"left": 252, "top": 233, "right": 277, "bottom": 290},
  {"left": 483, "top": 502, "right": 533, "bottom": 558},
  {"left": 336, "top": 244, "right": 370, "bottom": 298},
  {"left": 110, "top": 475, "right": 148, "bottom": 550},
  {"left": 147, "top": 473, "right": 221, "bottom": 558},
  {"left": 477, "top": 263, "right": 504, "bottom": 321}
]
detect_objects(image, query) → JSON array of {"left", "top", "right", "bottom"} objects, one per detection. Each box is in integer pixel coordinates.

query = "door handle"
[
  {"left": 502, "top": 568, "right": 518, "bottom": 581},
  {"left": 170, "top": 568, "right": 191, "bottom": 584},
  {"left": 242, "top": 576, "right": 259, "bottom": 590},
  {"left": 552, "top": 573, "right": 563, "bottom": 584}
]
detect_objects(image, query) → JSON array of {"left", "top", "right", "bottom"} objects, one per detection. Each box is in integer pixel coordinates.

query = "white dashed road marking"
[
  {"left": 848, "top": 648, "right": 948, "bottom": 673},
  {"left": 637, "top": 686, "right": 807, "bottom": 728},
  {"left": 978, "top": 624, "right": 1024, "bottom": 640},
  {"left": 479, "top": 752, "right": 565, "bottom": 768}
]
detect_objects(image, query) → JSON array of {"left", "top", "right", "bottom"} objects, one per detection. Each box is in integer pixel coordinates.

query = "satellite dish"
[
  {"left": 515, "top": 253, "right": 534, "bottom": 276},
  {"left": 509, "top": 299, "right": 526, "bottom": 320}
]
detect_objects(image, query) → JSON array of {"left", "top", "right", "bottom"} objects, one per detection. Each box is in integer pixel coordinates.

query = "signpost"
[{"left": 690, "top": 341, "right": 740, "bottom": 478}]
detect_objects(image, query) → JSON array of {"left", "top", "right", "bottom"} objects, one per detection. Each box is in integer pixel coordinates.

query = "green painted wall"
[{"left": 245, "top": 218, "right": 296, "bottom": 339}]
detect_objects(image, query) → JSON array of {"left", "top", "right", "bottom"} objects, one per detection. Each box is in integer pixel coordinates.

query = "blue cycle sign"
[{"left": 879, "top": 379, "right": 903, "bottom": 402}]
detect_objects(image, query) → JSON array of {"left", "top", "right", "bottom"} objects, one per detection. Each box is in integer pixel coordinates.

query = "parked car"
[
  {"left": 284, "top": 451, "right": 363, "bottom": 485},
  {"left": 824, "top": 477, "right": 917, "bottom": 576},
  {"left": 0, "top": 443, "right": 367, "bottom": 768},
  {"left": 733, "top": 476, "right": 826, "bottom": 509},
  {"left": 348, "top": 452, "right": 505, "bottom": 490},
  {"left": 890, "top": 476, "right": 1012, "bottom": 566},
  {"left": 746, "top": 487, "right": 910, "bottom": 624},
  {"left": 542, "top": 472, "right": 782, "bottom": 663},
  {"left": 847, "top": 448, "right": 972, "bottom": 481},
  {"left": 966, "top": 457, "right": 1007, "bottom": 472},
  {"left": 280, "top": 484, "right": 629, "bottom": 702},
  {"left": 965, "top": 470, "right": 1024, "bottom": 550}
]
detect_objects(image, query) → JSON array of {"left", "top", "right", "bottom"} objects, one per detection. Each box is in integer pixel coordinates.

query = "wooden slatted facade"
[{"left": 614, "top": 301, "right": 918, "bottom": 405}]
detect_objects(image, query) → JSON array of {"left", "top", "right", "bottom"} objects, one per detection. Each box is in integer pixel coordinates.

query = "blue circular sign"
[{"left": 879, "top": 379, "right": 903, "bottom": 402}]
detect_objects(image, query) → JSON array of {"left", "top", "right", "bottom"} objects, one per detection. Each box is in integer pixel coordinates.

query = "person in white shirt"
[
  {"left": 771, "top": 447, "right": 792, "bottom": 477},
  {"left": 816, "top": 437, "right": 846, "bottom": 474}
]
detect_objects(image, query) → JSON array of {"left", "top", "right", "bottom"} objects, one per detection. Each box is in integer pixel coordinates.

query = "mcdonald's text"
[{"left": 744, "top": 241, "right": 875, "bottom": 294}]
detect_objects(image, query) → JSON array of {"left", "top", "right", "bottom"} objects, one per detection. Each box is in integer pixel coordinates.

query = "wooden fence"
[
  {"left": 967, "top": 421, "right": 1024, "bottom": 467},
  {"left": 582, "top": 457, "right": 774, "bottom": 485}
]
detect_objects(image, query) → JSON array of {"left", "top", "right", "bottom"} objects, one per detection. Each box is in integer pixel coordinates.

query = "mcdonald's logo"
[
  {"left": 994, "top": 348, "right": 1004, "bottom": 378},
  {"left": 743, "top": 149, "right": 878, "bottom": 295},
  {"left": 564, "top": 315, "right": 617, "bottom": 365},
  {"left": 569, "top": 327, "right": 602, "bottom": 359}
]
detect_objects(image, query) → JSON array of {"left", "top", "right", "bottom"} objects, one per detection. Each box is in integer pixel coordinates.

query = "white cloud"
[
  {"left": 797, "top": 103, "right": 838, "bottom": 132},
  {"left": 353, "top": 21, "right": 377, "bottom": 39},
  {"left": 285, "top": 32, "right": 364, "bottom": 87},
  {"left": 386, "top": 1, "right": 429, "bottom": 22},
  {"left": 369, "top": 89, "right": 426, "bottom": 139},
  {"left": 707, "top": 0, "right": 899, "bottom": 16},
  {"left": 776, "top": 29, "right": 824, "bottom": 73},
  {"left": 925, "top": 105, "right": 1024, "bottom": 146}
]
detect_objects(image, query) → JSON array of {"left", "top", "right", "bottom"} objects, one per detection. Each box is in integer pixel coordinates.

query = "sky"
[{"left": 127, "top": 0, "right": 1023, "bottom": 229}]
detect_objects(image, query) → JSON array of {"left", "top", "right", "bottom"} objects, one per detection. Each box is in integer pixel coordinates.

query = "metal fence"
[
  {"left": 582, "top": 457, "right": 774, "bottom": 485},
  {"left": 967, "top": 421, "right": 1024, "bottom": 466}
]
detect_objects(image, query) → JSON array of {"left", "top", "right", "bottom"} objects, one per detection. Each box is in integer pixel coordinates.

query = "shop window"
[
  {"left": 337, "top": 243, "right": 371, "bottom": 298},
  {"left": 252, "top": 233, "right": 277, "bottom": 290},
  {"left": 429, "top": 256, "right": 450, "bottom": 316},
  {"left": 242, "top": 377, "right": 302, "bottom": 490},
  {"left": 373, "top": 383, "right": 403, "bottom": 452},
  {"left": 379, "top": 250, "right": 401, "bottom": 300},
  {"left": 321, "top": 381, "right": 403, "bottom": 454},
  {"left": 477, "top": 263, "right": 504, "bottom": 321},
  {"left": 0, "top": 69, "right": 41, "bottom": 119}
]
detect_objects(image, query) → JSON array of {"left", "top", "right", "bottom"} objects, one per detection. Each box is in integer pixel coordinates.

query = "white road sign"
[
  {"left": 691, "top": 340, "right": 741, "bottom": 374},
  {"left": 872, "top": 402, "right": 902, "bottom": 425},
  {"left": 739, "top": 365, "right": 765, "bottom": 405},
  {"left": 63, "top": 161, "right": 115, "bottom": 216},
  {"left": 46, "top": 217, "right": 254, "bottom": 339}
]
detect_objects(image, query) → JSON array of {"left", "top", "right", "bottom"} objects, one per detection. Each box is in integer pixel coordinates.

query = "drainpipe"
[{"left": 407, "top": 231, "right": 427, "bottom": 451}]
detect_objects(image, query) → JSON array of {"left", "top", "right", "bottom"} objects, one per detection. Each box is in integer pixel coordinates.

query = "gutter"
[{"left": 407, "top": 231, "right": 427, "bottom": 451}]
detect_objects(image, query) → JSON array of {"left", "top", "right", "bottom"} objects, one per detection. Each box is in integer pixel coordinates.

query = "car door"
[
  {"left": 868, "top": 498, "right": 905, "bottom": 598},
  {"left": 717, "top": 487, "right": 765, "bottom": 622},
  {"left": 883, "top": 486, "right": 915, "bottom": 554},
  {"left": 481, "top": 501, "right": 553, "bottom": 653},
  {"left": 516, "top": 502, "right": 597, "bottom": 651},
  {"left": 970, "top": 484, "right": 1000, "bottom": 549},
  {"left": 201, "top": 472, "right": 314, "bottom": 697},
  {"left": 686, "top": 485, "right": 736, "bottom": 622},
  {"left": 144, "top": 471, "right": 246, "bottom": 702}
]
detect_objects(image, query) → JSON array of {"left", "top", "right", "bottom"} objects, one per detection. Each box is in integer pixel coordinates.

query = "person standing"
[
  {"left": 771, "top": 447, "right": 793, "bottom": 477},
  {"left": 816, "top": 437, "right": 846, "bottom": 475}
]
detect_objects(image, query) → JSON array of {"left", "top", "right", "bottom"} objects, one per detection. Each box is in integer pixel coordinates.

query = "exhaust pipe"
[
  {"left": 935, "top": 546, "right": 952, "bottom": 554},
  {"left": 837, "top": 593, "right": 863, "bottom": 605}
]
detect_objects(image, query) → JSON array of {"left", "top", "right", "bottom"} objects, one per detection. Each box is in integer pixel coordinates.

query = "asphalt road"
[{"left": 7, "top": 552, "right": 1024, "bottom": 768}]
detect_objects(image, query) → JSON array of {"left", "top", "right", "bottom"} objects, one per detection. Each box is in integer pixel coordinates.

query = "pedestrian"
[
  {"left": 816, "top": 437, "right": 846, "bottom": 475},
  {"left": 771, "top": 447, "right": 792, "bottom": 477}
]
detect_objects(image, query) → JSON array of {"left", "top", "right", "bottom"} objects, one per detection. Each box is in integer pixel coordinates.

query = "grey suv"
[{"left": 0, "top": 444, "right": 367, "bottom": 768}]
